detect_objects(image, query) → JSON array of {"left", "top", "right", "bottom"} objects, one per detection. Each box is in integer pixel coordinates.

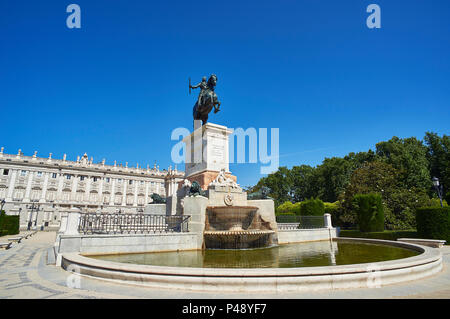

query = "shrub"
[
  {"left": 353, "top": 193, "right": 384, "bottom": 232},
  {"left": 416, "top": 207, "right": 450, "bottom": 242},
  {"left": 276, "top": 201, "right": 301, "bottom": 215},
  {"left": 0, "top": 211, "right": 20, "bottom": 236},
  {"left": 299, "top": 198, "right": 325, "bottom": 216}
]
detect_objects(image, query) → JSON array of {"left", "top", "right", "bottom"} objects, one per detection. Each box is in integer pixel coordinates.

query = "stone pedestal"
[
  {"left": 183, "top": 196, "right": 209, "bottom": 249},
  {"left": 248, "top": 199, "right": 278, "bottom": 244},
  {"left": 182, "top": 122, "right": 235, "bottom": 190},
  {"left": 65, "top": 210, "right": 81, "bottom": 235}
]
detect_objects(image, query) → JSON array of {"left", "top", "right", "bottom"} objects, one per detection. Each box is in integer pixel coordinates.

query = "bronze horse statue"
[{"left": 191, "top": 74, "right": 221, "bottom": 125}]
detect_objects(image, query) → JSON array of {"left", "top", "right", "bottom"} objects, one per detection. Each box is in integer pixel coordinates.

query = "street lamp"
[
  {"left": 0, "top": 199, "right": 5, "bottom": 212},
  {"left": 26, "top": 200, "right": 41, "bottom": 231},
  {"left": 432, "top": 177, "right": 444, "bottom": 208}
]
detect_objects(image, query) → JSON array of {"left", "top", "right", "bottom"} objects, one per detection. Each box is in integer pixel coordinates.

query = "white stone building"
[{"left": 0, "top": 148, "right": 184, "bottom": 230}]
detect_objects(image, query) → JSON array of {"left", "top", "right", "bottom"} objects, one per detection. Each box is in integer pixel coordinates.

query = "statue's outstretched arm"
[{"left": 190, "top": 83, "right": 201, "bottom": 89}]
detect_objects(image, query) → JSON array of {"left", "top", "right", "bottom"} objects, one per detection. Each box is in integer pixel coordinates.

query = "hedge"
[
  {"left": 353, "top": 193, "right": 384, "bottom": 232},
  {"left": 339, "top": 229, "right": 417, "bottom": 241},
  {"left": 299, "top": 198, "right": 325, "bottom": 216},
  {"left": 276, "top": 201, "right": 302, "bottom": 215},
  {"left": 0, "top": 211, "right": 20, "bottom": 236},
  {"left": 416, "top": 207, "right": 450, "bottom": 242}
]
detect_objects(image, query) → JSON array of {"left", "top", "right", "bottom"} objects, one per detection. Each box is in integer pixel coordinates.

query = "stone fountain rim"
[
  {"left": 60, "top": 238, "right": 443, "bottom": 292},
  {"left": 63, "top": 238, "right": 440, "bottom": 277}
]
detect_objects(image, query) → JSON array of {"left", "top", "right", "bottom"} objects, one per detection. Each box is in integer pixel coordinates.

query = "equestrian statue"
[{"left": 190, "top": 74, "right": 221, "bottom": 125}]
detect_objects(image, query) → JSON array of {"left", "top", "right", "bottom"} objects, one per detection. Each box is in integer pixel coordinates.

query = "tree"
[
  {"left": 315, "top": 157, "right": 354, "bottom": 203},
  {"left": 290, "top": 165, "right": 317, "bottom": 202},
  {"left": 376, "top": 136, "right": 430, "bottom": 190},
  {"left": 342, "top": 161, "right": 429, "bottom": 230},
  {"left": 424, "top": 132, "right": 450, "bottom": 200},
  {"left": 255, "top": 166, "right": 293, "bottom": 207}
]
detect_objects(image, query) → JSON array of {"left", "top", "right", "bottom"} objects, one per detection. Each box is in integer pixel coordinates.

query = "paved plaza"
[{"left": 0, "top": 231, "right": 449, "bottom": 299}]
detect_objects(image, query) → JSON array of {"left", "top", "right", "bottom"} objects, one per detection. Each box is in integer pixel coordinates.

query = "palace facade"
[{"left": 0, "top": 148, "right": 184, "bottom": 230}]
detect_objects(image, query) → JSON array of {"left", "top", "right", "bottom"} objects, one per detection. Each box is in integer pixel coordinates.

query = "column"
[
  {"left": 40, "top": 172, "right": 50, "bottom": 203},
  {"left": 85, "top": 176, "right": 92, "bottom": 202},
  {"left": 6, "top": 169, "right": 17, "bottom": 201},
  {"left": 98, "top": 177, "right": 104, "bottom": 205},
  {"left": 133, "top": 180, "right": 138, "bottom": 206},
  {"left": 144, "top": 181, "right": 149, "bottom": 205},
  {"left": 23, "top": 171, "right": 35, "bottom": 202},
  {"left": 324, "top": 213, "right": 333, "bottom": 229},
  {"left": 122, "top": 180, "right": 127, "bottom": 206},
  {"left": 71, "top": 175, "right": 78, "bottom": 202},
  {"left": 56, "top": 173, "right": 64, "bottom": 202},
  {"left": 109, "top": 178, "right": 116, "bottom": 206}
]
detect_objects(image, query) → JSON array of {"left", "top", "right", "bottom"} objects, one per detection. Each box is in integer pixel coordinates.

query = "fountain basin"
[
  {"left": 204, "top": 206, "right": 275, "bottom": 249},
  {"left": 62, "top": 238, "right": 443, "bottom": 292},
  {"left": 205, "top": 206, "right": 260, "bottom": 231}
]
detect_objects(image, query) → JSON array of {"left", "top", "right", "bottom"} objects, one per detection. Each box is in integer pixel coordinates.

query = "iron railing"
[
  {"left": 78, "top": 213, "right": 190, "bottom": 234},
  {"left": 276, "top": 215, "right": 325, "bottom": 230}
]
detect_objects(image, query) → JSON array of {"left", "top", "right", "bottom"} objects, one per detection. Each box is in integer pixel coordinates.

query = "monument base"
[{"left": 184, "top": 170, "right": 237, "bottom": 190}]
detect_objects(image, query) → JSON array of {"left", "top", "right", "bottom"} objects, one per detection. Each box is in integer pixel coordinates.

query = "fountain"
[
  {"left": 55, "top": 121, "right": 443, "bottom": 292},
  {"left": 204, "top": 206, "right": 276, "bottom": 249}
]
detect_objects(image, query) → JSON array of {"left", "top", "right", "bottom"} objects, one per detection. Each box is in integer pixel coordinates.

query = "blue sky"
[{"left": 0, "top": 0, "right": 449, "bottom": 187}]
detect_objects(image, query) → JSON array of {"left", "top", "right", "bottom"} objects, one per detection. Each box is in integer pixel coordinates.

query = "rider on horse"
[{"left": 190, "top": 74, "right": 221, "bottom": 125}]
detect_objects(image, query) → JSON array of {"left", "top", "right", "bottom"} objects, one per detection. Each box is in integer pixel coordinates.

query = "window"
[
  {"left": 80, "top": 176, "right": 85, "bottom": 181},
  {"left": 93, "top": 177, "right": 98, "bottom": 182},
  {"left": 2, "top": 169, "right": 9, "bottom": 176},
  {"left": 129, "top": 180, "right": 133, "bottom": 185},
  {"left": 46, "top": 190, "right": 56, "bottom": 202},
  {"left": 106, "top": 177, "right": 110, "bottom": 183},
  {"left": 37, "top": 171, "right": 43, "bottom": 177},
  {"left": 66, "top": 174, "right": 71, "bottom": 180},
  {"left": 31, "top": 189, "right": 41, "bottom": 201},
  {"left": 118, "top": 179, "right": 122, "bottom": 183},
  {"left": 140, "top": 181, "right": 144, "bottom": 185},
  {"left": 52, "top": 173, "right": 57, "bottom": 179},
  {"left": 20, "top": 170, "right": 27, "bottom": 177}
]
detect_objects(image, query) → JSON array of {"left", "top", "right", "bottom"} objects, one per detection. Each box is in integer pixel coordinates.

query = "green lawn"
[{"left": 338, "top": 229, "right": 418, "bottom": 241}]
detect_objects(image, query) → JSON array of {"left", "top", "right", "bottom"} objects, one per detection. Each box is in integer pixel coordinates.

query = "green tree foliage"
[
  {"left": 353, "top": 193, "right": 385, "bottom": 232},
  {"left": 299, "top": 198, "right": 325, "bottom": 216},
  {"left": 314, "top": 157, "right": 354, "bottom": 203},
  {"left": 376, "top": 136, "right": 430, "bottom": 190},
  {"left": 342, "top": 161, "right": 429, "bottom": 229},
  {"left": 290, "top": 165, "right": 317, "bottom": 202},
  {"left": 255, "top": 166, "right": 293, "bottom": 207},
  {"left": 253, "top": 132, "right": 449, "bottom": 230},
  {"left": 424, "top": 132, "right": 450, "bottom": 199}
]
